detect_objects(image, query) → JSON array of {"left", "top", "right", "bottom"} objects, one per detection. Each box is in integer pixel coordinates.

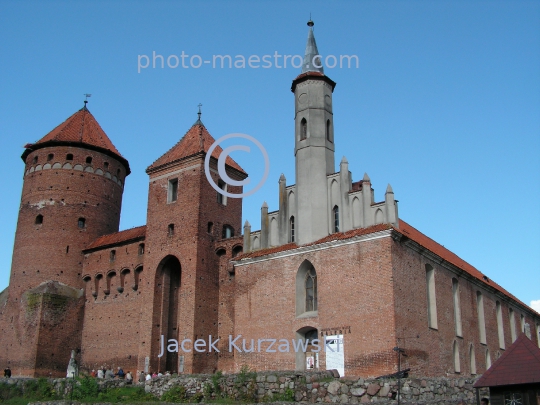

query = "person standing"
[{"left": 3, "top": 367, "right": 11, "bottom": 378}]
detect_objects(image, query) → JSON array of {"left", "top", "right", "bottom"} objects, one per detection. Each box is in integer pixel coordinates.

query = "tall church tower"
[
  {"left": 292, "top": 20, "right": 337, "bottom": 244},
  {"left": 0, "top": 102, "right": 130, "bottom": 376}
]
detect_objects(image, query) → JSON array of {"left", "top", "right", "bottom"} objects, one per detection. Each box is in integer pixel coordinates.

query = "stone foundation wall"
[{"left": 2, "top": 371, "right": 489, "bottom": 404}]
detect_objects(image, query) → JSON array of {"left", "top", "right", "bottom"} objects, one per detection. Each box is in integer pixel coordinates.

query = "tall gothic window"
[
  {"left": 300, "top": 118, "right": 307, "bottom": 140},
  {"left": 426, "top": 264, "right": 438, "bottom": 329},
  {"left": 305, "top": 267, "right": 317, "bottom": 312},
  {"left": 290, "top": 216, "right": 295, "bottom": 243},
  {"left": 333, "top": 206, "right": 339, "bottom": 233}
]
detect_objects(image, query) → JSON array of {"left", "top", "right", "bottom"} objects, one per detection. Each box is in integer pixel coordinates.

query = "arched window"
[
  {"left": 452, "top": 278, "right": 462, "bottom": 337},
  {"left": 168, "top": 178, "right": 178, "bottom": 203},
  {"left": 289, "top": 216, "right": 295, "bottom": 243},
  {"left": 78, "top": 217, "right": 86, "bottom": 229},
  {"left": 296, "top": 261, "right": 318, "bottom": 316},
  {"left": 35, "top": 214, "right": 43, "bottom": 225},
  {"left": 496, "top": 301, "right": 505, "bottom": 349},
  {"left": 520, "top": 314, "right": 525, "bottom": 333},
  {"left": 300, "top": 118, "right": 307, "bottom": 140},
  {"left": 138, "top": 243, "right": 145, "bottom": 255},
  {"left": 425, "top": 264, "right": 438, "bottom": 329},
  {"left": 305, "top": 267, "right": 317, "bottom": 312},
  {"left": 223, "top": 225, "right": 234, "bottom": 239},
  {"left": 509, "top": 308, "right": 517, "bottom": 342},
  {"left": 453, "top": 340, "right": 460, "bottom": 373},
  {"left": 168, "top": 224, "right": 174, "bottom": 236},
  {"left": 477, "top": 291, "right": 486, "bottom": 344},
  {"left": 110, "top": 250, "right": 116, "bottom": 261},
  {"left": 470, "top": 345, "right": 476, "bottom": 375},
  {"left": 47, "top": 153, "right": 54, "bottom": 161},
  {"left": 66, "top": 154, "right": 73, "bottom": 161},
  {"left": 326, "top": 119, "right": 331, "bottom": 142},
  {"left": 333, "top": 206, "right": 339, "bottom": 233},
  {"left": 32, "top": 156, "right": 38, "bottom": 164}
]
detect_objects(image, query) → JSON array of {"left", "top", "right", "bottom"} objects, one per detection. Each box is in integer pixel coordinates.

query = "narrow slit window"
[
  {"left": 78, "top": 217, "right": 86, "bottom": 229},
  {"left": 168, "top": 224, "right": 174, "bottom": 236},
  {"left": 290, "top": 216, "right": 295, "bottom": 243},
  {"left": 477, "top": 291, "right": 486, "bottom": 344},
  {"left": 333, "top": 206, "right": 339, "bottom": 233},
  {"left": 207, "top": 222, "right": 213, "bottom": 234},
  {"left": 426, "top": 264, "right": 438, "bottom": 329},
  {"left": 326, "top": 119, "right": 331, "bottom": 142},
  {"left": 509, "top": 308, "right": 517, "bottom": 342},
  {"left": 138, "top": 243, "right": 144, "bottom": 255},
  {"left": 86, "top": 156, "right": 92, "bottom": 164},
  {"left": 110, "top": 250, "right": 116, "bottom": 261},
  {"left": 66, "top": 154, "right": 73, "bottom": 161},
  {"left": 35, "top": 214, "right": 43, "bottom": 225},
  {"left": 496, "top": 301, "right": 505, "bottom": 349},
  {"left": 47, "top": 154, "right": 54, "bottom": 161},
  {"left": 452, "top": 278, "right": 462, "bottom": 337}
]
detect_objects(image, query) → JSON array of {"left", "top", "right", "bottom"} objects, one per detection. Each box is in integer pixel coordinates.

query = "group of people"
[
  {"left": 138, "top": 370, "right": 173, "bottom": 382},
  {"left": 90, "top": 366, "right": 132, "bottom": 382},
  {"left": 88, "top": 367, "right": 174, "bottom": 383}
]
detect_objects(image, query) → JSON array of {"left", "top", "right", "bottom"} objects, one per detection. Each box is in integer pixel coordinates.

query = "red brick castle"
[{"left": 1, "top": 21, "right": 538, "bottom": 378}]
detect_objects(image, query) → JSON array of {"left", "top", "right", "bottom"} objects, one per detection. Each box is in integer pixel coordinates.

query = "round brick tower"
[{"left": 9, "top": 103, "right": 130, "bottom": 296}]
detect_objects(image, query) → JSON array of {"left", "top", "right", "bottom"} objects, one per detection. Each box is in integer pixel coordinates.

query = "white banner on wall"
[{"left": 325, "top": 335, "right": 344, "bottom": 377}]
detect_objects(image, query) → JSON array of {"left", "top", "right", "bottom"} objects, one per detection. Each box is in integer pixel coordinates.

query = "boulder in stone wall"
[
  {"left": 351, "top": 387, "right": 366, "bottom": 397},
  {"left": 328, "top": 380, "right": 341, "bottom": 395},
  {"left": 366, "top": 383, "right": 380, "bottom": 396},
  {"left": 379, "top": 384, "right": 390, "bottom": 397}
]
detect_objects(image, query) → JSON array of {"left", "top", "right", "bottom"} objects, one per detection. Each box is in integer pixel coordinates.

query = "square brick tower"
[{"left": 136, "top": 117, "right": 246, "bottom": 374}]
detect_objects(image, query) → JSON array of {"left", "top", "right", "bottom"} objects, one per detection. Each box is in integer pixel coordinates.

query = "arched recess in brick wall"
[
  {"left": 152, "top": 255, "right": 181, "bottom": 374},
  {"left": 295, "top": 326, "right": 319, "bottom": 371},
  {"left": 296, "top": 260, "right": 317, "bottom": 317},
  {"left": 119, "top": 268, "right": 130, "bottom": 293},
  {"left": 133, "top": 265, "right": 143, "bottom": 291}
]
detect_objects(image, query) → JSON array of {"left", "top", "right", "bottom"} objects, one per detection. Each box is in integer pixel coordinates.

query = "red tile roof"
[
  {"left": 85, "top": 226, "right": 146, "bottom": 251},
  {"left": 26, "top": 107, "right": 125, "bottom": 162},
  {"left": 474, "top": 334, "right": 540, "bottom": 387},
  {"left": 146, "top": 122, "right": 245, "bottom": 174}
]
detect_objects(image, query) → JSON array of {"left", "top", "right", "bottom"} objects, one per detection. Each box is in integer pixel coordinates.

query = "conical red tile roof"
[
  {"left": 146, "top": 121, "right": 246, "bottom": 174},
  {"left": 22, "top": 106, "right": 130, "bottom": 173},
  {"left": 474, "top": 334, "right": 540, "bottom": 387}
]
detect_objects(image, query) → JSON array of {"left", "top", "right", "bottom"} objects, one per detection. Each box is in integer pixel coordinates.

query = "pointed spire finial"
[
  {"left": 302, "top": 18, "right": 324, "bottom": 74},
  {"left": 279, "top": 173, "right": 286, "bottom": 181},
  {"left": 81, "top": 93, "right": 91, "bottom": 111},
  {"left": 194, "top": 103, "right": 204, "bottom": 126},
  {"left": 386, "top": 184, "right": 394, "bottom": 194},
  {"left": 363, "top": 172, "right": 370, "bottom": 182},
  {"left": 341, "top": 156, "right": 348, "bottom": 164}
]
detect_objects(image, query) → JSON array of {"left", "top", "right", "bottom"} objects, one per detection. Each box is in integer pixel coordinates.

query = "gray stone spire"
[{"left": 302, "top": 20, "right": 324, "bottom": 74}]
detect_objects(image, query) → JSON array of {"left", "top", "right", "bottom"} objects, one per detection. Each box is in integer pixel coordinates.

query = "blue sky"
[{"left": 0, "top": 1, "right": 539, "bottom": 311}]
